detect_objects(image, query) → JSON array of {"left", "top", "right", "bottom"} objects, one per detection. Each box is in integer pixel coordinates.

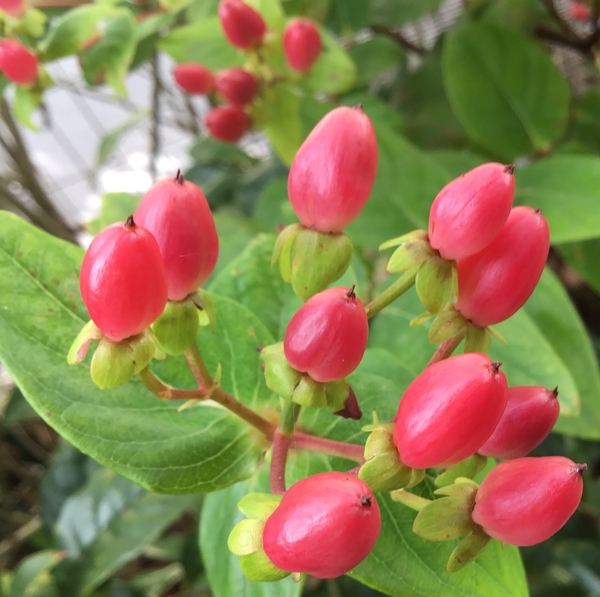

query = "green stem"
[
  {"left": 292, "top": 432, "right": 365, "bottom": 463},
  {"left": 427, "top": 333, "right": 464, "bottom": 367},
  {"left": 390, "top": 489, "right": 432, "bottom": 512},
  {"left": 185, "top": 343, "right": 213, "bottom": 387},
  {"left": 270, "top": 401, "right": 301, "bottom": 495},
  {"left": 364, "top": 267, "right": 418, "bottom": 319}
]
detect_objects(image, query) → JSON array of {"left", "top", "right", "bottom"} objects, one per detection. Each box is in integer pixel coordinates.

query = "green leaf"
[
  {"left": 85, "top": 192, "right": 140, "bottom": 235},
  {"left": 95, "top": 110, "right": 149, "bottom": 167},
  {"left": 134, "top": 12, "right": 176, "bottom": 41},
  {"left": 340, "top": 91, "right": 404, "bottom": 135},
  {"left": 127, "top": 564, "right": 184, "bottom": 597},
  {"left": 515, "top": 155, "right": 600, "bottom": 243},
  {"left": 9, "top": 551, "right": 63, "bottom": 597},
  {"left": 557, "top": 238, "right": 600, "bottom": 294},
  {"left": 443, "top": 23, "right": 570, "bottom": 160},
  {"left": 569, "top": 87, "right": 600, "bottom": 154},
  {"left": 348, "top": 35, "right": 404, "bottom": 88},
  {"left": 189, "top": 135, "right": 258, "bottom": 167},
  {"left": 13, "top": 85, "right": 41, "bottom": 130},
  {"left": 247, "top": 0, "right": 285, "bottom": 31},
  {"left": 427, "top": 150, "right": 487, "bottom": 178},
  {"left": 369, "top": 0, "right": 444, "bottom": 26},
  {"left": 327, "top": 0, "right": 369, "bottom": 34},
  {"left": 252, "top": 178, "right": 296, "bottom": 231},
  {"left": 262, "top": 85, "right": 302, "bottom": 166}
]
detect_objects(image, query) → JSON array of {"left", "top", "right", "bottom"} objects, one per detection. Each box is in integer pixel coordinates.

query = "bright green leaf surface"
[{"left": 247, "top": 0, "right": 285, "bottom": 31}]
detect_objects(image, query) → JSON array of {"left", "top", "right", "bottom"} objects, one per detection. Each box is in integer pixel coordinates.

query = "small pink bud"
[
  {"left": 218, "top": 0, "right": 266, "bottom": 50},
  {"left": 215, "top": 68, "right": 256, "bottom": 106},
  {"left": 173, "top": 63, "right": 214, "bottom": 95},
  {"left": 204, "top": 106, "right": 251, "bottom": 143},
  {"left": 0, "top": 0, "right": 25, "bottom": 18},
  {"left": 283, "top": 18, "right": 322, "bottom": 72},
  {"left": 0, "top": 39, "right": 37, "bottom": 85}
]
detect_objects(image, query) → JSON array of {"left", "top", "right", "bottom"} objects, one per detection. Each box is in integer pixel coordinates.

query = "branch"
[
  {"left": 149, "top": 51, "right": 161, "bottom": 182},
  {"left": 370, "top": 25, "right": 426, "bottom": 55}
]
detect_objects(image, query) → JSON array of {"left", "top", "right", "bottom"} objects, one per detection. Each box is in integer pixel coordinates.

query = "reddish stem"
[
  {"left": 427, "top": 334, "right": 463, "bottom": 366},
  {"left": 292, "top": 432, "right": 365, "bottom": 463},
  {"left": 270, "top": 430, "right": 292, "bottom": 495}
]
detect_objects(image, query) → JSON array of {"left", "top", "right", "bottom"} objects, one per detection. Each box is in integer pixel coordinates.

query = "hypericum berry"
[
  {"left": 393, "top": 353, "right": 508, "bottom": 469},
  {"left": 472, "top": 457, "right": 586, "bottom": 546},
  {"left": 173, "top": 63, "right": 214, "bottom": 95},
  {"left": 283, "top": 286, "right": 368, "bottom": 383},
  {"left": 0, "top": 39, "right": 37, "bottom": 85},
  {"left": 570, "top": 0, "right": 591, "bottom": 20},
  {"left": 214, "top": 68, "right": 256, "bottom": 106},
  {"left": 428, "top": 163, "right": 515, "bottom": 260},
  {"left": 218, "top": 0, "right": 266, "bottom": 50},
  {"left": 134, "top": 171, "right": 219, "bottom": 301},
  {"left": 288, "top": 106, "right": 378, "bottom": 233},
  {"left": 262, "top": 472, "right": 381, "bottom": 578},
  {"left": 204, "top": 105, "right": 250, "bottom": 143},
  {"left": 454, "top": 206, "right": 550, "bottom": 327},
  {"left": 478, "top": 386, "right": 560, "bottom": 460},
  {"left": 80, "top": 217, "right": 168, "bottom": 342},
  {"left": 283, "top": 18, "right": 322, "bottom": 72},
  {"left": 0, "top": 0, "right": 25, "bottom": 18}
]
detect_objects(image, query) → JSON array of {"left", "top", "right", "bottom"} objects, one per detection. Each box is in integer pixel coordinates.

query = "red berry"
[
  {"left": 472, "top": 456, "right": 585, "bottom": 546},
  {"left": 173, "top": 63, "right": 214, "bottom": 95},
  {"left": 393, "top": 353, "right": 508, "bottom": 469},
  {"left": 428, "top": 163, "right": 515, "bottom": 260},
  {"left": 454, "top": 206, "right": 550, "bottom": 327},
  {"left": 214, "top": 68, "right": 256, "bottom": 106},
  {"left": 134, "top": 172, "right": 219, "bottom": 301},
  {"left": 262, "top": 472, "right": 381, "bottom": 578},
  {"left": 0, "top": 39, "right": 37, "bottom": 85},
  {"left": 288, "top": 106, "right": 378, "bottom": 233},
  {"left": 80, "top": 217, "right": 168, "bottom": 342},
  {"left": 570, "top": 1, "right": 591, "bottom": 20},
  {"left": 478, "top": 386, "right": 560, "bottom": 460},
  {"left": 283, "top": 18, "right": 322, "bottom": 72},
  {"left": 0, "top": 0, "right": 25, "bottom": 18},
  {"left": 218, "top": 0, "right": 266, "bottom": 50},
  {"left": 284, "top": 286, "right": 368, "bottom": 383},
  {"left": 204, "top": 105, "right": 250, "bottom": 143}
]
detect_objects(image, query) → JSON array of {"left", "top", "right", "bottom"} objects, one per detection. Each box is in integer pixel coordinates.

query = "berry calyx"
[
  {"left": 214, "top": 68, "right": 257, "bottom": 106},
  {"left": 0, "top": 0, "right": 25, "bottom": 18},
  {"left": 80, "top": 217, "right": 168, "bottom": 342},
  {"left": 478, "top": 385, "right": 560, "bottom": 459},
  {"left": 0, "top": 39, "right": 37, "bottom": 85},
  {"left": 134, "top": 171, "right": 219, "bottom": 301},
  {"left": 393, "top": 353, "right": 508, "bottom": 469},
  {"left": 283, "top": 18, "right": 322, "bottom": 72},
  {"left": 218, "top": 0, "right": 266, "bottom": 50},
  {"left": 428, "top": 163, "right": 515, "bottom": 260},
  {"left": 283, "top": 286, "right": 368, "bottom": 383},
  {"left": 204, "top": 105, "right": 251, "bottom": 143},
  {"left": 472, "top": 456, "right": 585, "bottom": 546},
  {"left": 173, "top": 63, "right": 214, "bottom": 95},
  {"left": 262, "top": 472, "right": 381, "bottom": 578},
  {"left": 288, "top": 106, "right": 378, "bottom": 233},
  {"left": 454, "top": 206, "right": 550, "bottom": 327}
]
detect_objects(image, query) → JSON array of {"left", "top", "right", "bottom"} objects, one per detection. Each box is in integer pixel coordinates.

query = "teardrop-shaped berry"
[
  {"left": 204, "top": 105, "right": 251, "bottom": 143},
  {"left": 80, "top": 217, "right": 168, "bottom": 342},
  {"left": 0, "top": 39, "right": 37, "bottom": 85},
  {"left": 472, "top": 456, "right": 585, "bottom": 546},
  {"left": 262, "top": 472, "right": 381, "bottom": 578},
  {"left": 215, "top": 68, "right": 256, "bottom": 106},
  {"left": 428, "top": 163, "right": 515, "bottom": 260},
  {"left": 173, "top": 63, "right": 214, "bottom": 95},
  {"left": 134, "top": 173, "right": 219, "bottom": 301},
  {"left": 454, "top": 206, "right": 550, "bottom": 327},
  {"left": 0, "top": 0, "right": 25, "bottom": 18},
  {"left": 288, "top": 106, "right": 378, "bottom": 233},
  {"left": 283, "top": 18, "right": 322, "bottom": 72},
  {"left": 284, "top": 286, "right": 368, "bottom": 383},
  {"left": 218, "top": 0, "right": 266, "bottom": 50},
  {"left": 478, "top": 386, "right": 560, "bottom": 460},
  {"left": 393, "top": 353, "right": 508, "bottom": 469}
]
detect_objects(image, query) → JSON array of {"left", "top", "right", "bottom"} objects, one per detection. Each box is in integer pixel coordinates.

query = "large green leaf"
[
  {"left": 247, "top": 0, "right": 285, "bottom": 31},
  {"left": 557, "top": 238, "right": 600, "bottom": 294},
  {"left": 369, "top": 0, "right": 444, "bottom": 26},
  {"left": 443, "top": 23, "right": 570, "bottom": 160},
  {"left": 349, "top": 35, "right": 404, "bottom": 88}
]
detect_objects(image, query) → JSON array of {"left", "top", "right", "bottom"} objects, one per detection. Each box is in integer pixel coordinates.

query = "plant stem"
[
  {"left": 185, "top": 343, "right": 214, "bottom": 388},
  {"left": 292, "top": 433, "right": 365, "bottom": 463},
  {"left": 390, "top": 489, "right": 431, "bottom": 512},
  {"left": 270, "top": 401, "right": 301, "bottom": 494},
  {"left": 365, "top": 268, "right": 418, "bottom": 319},
  {"left": 427, "top": 334, "right": 464, "bottom": 366},
  {"left": 137, "top": 367, "right": 212, "bottom": 400}
]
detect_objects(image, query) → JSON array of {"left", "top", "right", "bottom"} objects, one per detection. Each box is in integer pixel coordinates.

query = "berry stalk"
[
  {"left": 270, "top": 401, "right": 301, "bottom": 494},
  {"left": 364, "top": 267, "right": 418, "bottom": 319},
  {"left": 427, "top": 334, "right": 464, "bottom": 366},
  {"left": 291, "top": 433, "right": 365, "bottom": 463}
]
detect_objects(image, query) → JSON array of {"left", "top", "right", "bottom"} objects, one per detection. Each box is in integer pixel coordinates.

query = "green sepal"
[
  {"left": 413, "top": 496, "right": 475, "bottom": 541},
  {"left": 261, "top": 342, "right": 303, "bottom": 400},
  {"left": 464, "top": 324, "right": 491, "bottom": 354},
  {"left": 152, "top": 298, "right": 199, "bottom": 356},
  {"left": 415, "top": 256, "right": 456, "bottom": 314},
  {"left": 446, "top": 529, "right": 492, "bottom": 574},
  {"left": 324, "top": 378, "right": 350, "bottom": 412},
  {"left": 291, "top": 374, "right": 327, "bottom": 408},
  {"left": 271, "top": 223, "right": 303, "bottom": 272},
  {"left": 379, "top": 230, "right": 428, "bottom": 251},
  {"left": 239, "top": 550, "right": 290, "bottom": 582},
  {"left": 190, "top": 288, "right": 217, "bottom": 334},
  {"left": 228, "top": 519, "right": 265, "bottom": 556},
  {"left": 434, "top": 478, "right": 479, "bottom": 499},
  {"left": 238, "top": 492, "right": 282, "bottom": 520},
  {"left": 428, "top": 308, "right": 467, "bottom": 343},
  {"left": 409, "top": 312, "right": 433, "bottom": 327},
  {"left": 488, "top": 325, "right": 508, "bottom": 345},
  {"left": 131, "top": 329, "right": 163, "bottom": 373},
  {"left": 67, "top": 320, "right": 102, "bottom": 365},
  {"left": 435, "top": 454, "right": 488, "bottom": 487},
  {"left": 387, "top": 239, "right": 435, "bottom": 274}
]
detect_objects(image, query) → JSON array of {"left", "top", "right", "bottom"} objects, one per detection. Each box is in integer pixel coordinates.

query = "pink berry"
[
  {"left": 262, "top": 472, "right": 381, "bottom": 578},
  {"left": 0, "top": 0, "right": 25, "bottom": 18},
  {"left": 288, "top": 106, "right": 378, "bottom": 233},
  {"left": 173, "top": 63, "right": 214, "bottom": 95},
  {"left": 80, "top": 217, "right": 168, "bottom": 342},
  {"left": 214, "top": 68, "right": 256, "bottom": 106},
  {"left": 284, "top": 286, "right": 368, "bottom": 383},
  {"left": 204, "top": 105, "right": 250, "bottom": 143},
  {"left": 428, "top": 163, "right": 515, "bottom": 260},
  {"left": 218, "top": 0, "right": 266, "bottom": 50},
  {"left": 454, "top": 206, "right": 550, "bottom": 327},
  {"left": 283, "top": 18, "right": 322, "bottom": 72},
  {"left": 134, "top": 172, "right": 219, "bottom": 301},
  {"left": 478, "top": 386, "right": 560, "bottom": 460},
  {"left": 0, "top": 39, "right": 37, "bottom": 85},
  {"left": 570, "top": 1, "right": 591, "bottom": 20},
  {"left": 472, "top": 456, "right": 585, "bottom": 546},
  {"left": 393, "top": 353, "right": 508, "bottom": 469}
]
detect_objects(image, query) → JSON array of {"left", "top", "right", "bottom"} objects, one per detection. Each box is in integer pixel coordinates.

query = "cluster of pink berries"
[{"left": 173, "top": 0, "right": 322, "bottom": 143}]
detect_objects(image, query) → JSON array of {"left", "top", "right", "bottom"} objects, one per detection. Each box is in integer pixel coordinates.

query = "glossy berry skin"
[
  {"left": 288, "top": 106, "right": 378, "bottom": 233},
  {"left": 173, "top": 63, "right": 214, "bottom": 95},
  {"left": 134, "top": 174, "right": 219, "bottom": 301},
  {"left": 455, "top": 206, "right": 550, "bottom": 327},
  {"left": 0, "top": 39, "right": 37, "bottom": 85},
  {"left": 204, "top": 105, "right": 250, "bottom": 143},
  {"left": 263, "top": 472, "right": 381, "bottom": 578},
  {"left": 284, "top": 287, "right": 368, "bottom": 383},
  {"left": 80, "top": 218, "right": 168, "bottom": 342},
  {"left": 428, "top": 163, "right": 515, "bottom": 260},
  {"left": 283, "top": 18, "right": 322, "bottom": 72},
  {"left": 472, "top": 456, "right": 585, "bottom": 546},
  {"left": 0, "top": 0, "right": 25, "bottom": 18},
  {"left": 218, "top": 0, "right": 266, "bottom": 50},
  {"left": 214, "top": 68, "right": 256, "bottom": 106},
  {"left": 479, "top": 386, "right": 560, "bottom": 460},
  {"left": 394, "top": 353, "right": 508, "bottom": 469}
]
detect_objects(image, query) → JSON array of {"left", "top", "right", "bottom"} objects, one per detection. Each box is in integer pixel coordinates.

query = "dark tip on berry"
[
  {"left": 360, "top": 495, "right": 372, "bottom": 508},
  {"left": 551, "top": 386, "right": 559, "bottom": 398},
  {"left": 125, "top": 215, "right": 135, "bottom": 228},
  {"left": 175, "top": 169, "right": 184, "bottom": 184},
  {"left": 491, "top": 361, "right": 502, "bottom": 372},
  {"left": 346, "top": 284, "right": 356, "bottom": 299},
  {"left": 576, "top": 463, "right": 588, "bottom": 475},
  {"left": 534, "top": 208, "right": 543, "bottom": 215},
  {"left": 505, "top": 164, "right": 516, "bottom": 175},
  {"left": 256, "top": 346, "right": 264, "bottom": 353},
  {"left": 353, "top": 104, "right": 364, "bottom": 113}
]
